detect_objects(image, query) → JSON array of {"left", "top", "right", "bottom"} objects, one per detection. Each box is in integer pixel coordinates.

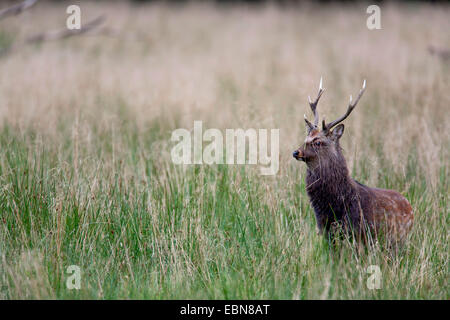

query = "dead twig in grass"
[
  {"left": 0, "top": 0, "right": 38, "bottom": 21},
  {"left": 428, "top": 45, "right": 450, "bottom": 61},
  {"left": 26, "top": 15, "right": 106, "bottom": 44}
]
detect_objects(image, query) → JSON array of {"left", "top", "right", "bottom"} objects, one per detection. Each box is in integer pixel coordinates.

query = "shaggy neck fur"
[{"left": 305, "top": 144, "right": 362, "bottom": 234}]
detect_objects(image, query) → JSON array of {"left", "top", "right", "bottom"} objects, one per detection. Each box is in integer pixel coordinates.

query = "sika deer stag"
[{"left": 293, "top": 78, "right": 413, "bottom": 243}]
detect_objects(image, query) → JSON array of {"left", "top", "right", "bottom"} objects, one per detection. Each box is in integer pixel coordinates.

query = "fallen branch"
[
  {"left": 26, "top": 15, "right": 106, "bottom": 44},
  {"left": 0, "top": 0, "right": 38, "bottom": 21},
  {"left": 428, "top": 45, "right": 450, "bottom": 61}
]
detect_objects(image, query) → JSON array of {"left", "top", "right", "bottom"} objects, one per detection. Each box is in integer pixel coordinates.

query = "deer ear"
[{"left": 331, "top": 124, "right": 344, "bottom": 141}]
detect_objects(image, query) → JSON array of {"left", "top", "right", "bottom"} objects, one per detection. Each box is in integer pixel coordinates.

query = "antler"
[
  {"left": 322, "top": 79, "right": 366, "bottom": 132},
  {"left": 304, "top": 77, "right": 325, "bottom": 132}
]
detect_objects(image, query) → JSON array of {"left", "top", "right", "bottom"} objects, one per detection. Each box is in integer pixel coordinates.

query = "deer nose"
[{"left": 293, "top": 150, "right": 299, "bottom": 158}]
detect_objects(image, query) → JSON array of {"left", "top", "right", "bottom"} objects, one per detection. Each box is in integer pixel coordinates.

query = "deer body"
[{"left": 293, "top": 79, "right": 413, "bottom": 242}]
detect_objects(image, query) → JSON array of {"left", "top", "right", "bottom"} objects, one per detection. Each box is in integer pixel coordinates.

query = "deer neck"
[{"left": 305, "top": 150, "right": 355, "bottom": 198}]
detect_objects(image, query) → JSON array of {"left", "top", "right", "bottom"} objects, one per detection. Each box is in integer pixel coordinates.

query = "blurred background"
[
  {"left": 0, "top": 0, "right": 448, "bottom": 299},
  {"left": 0, "top": 0, "right": 448, "bottom": 182}
]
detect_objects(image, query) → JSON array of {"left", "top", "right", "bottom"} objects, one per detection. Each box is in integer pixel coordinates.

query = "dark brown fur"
[{"left": 294, "top": 122, "right": 413, "bottom": 243}]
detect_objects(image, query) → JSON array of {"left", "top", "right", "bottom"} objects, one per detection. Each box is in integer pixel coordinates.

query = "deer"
[{"left": 293, "top": 78, "right": 413, "bottom": 244}]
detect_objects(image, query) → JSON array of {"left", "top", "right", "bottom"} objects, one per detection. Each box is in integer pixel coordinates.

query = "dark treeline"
[
  {"left": 38, "top": 0, "right": 450, "bottom": 4},
  {"left": 96, "top": 0, "right": 449, "bottom": 5},
  {"left": 128, "top": 0, "right": 445, "bottom": 3}
]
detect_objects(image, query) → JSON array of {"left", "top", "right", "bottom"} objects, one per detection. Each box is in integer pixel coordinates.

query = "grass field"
[{"left": 0, "top": 1, "right": 448, "bottom": 299}]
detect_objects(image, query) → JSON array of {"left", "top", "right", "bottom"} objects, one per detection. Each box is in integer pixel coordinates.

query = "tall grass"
[{"left": 0, "top": 1, "right": 448, "bottom": 299}]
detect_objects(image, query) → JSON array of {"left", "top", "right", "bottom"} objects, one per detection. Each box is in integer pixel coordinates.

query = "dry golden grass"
[
  {"left": 1, "top": 2, "right": 448, "bottom": 184},
  {"left": 0, "top": 1, "right": 448, "bottom": 299}
]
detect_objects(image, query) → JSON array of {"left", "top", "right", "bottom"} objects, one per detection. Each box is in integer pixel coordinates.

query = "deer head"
[{"left": 293, "top": 78, "right": 366, "bottom": 169}]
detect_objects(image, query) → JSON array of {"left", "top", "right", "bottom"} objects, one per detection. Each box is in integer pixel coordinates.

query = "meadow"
[{"left": 0, "top": 1, "right": 448, "bottom": 299}]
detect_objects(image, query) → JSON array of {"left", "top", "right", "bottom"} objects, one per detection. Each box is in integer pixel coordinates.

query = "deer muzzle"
[{"left": 293, "top": 149, "right": 305, "bottom": 161}]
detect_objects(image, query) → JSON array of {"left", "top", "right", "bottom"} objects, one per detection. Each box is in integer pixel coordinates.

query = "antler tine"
[
  {"left": 304, "top": 114, "right": 314, "bottom": 131},
  {"left": 324, "top": 79, "right": 366, "bottom": 132},
  {"left": 308, "top": 77, "right": 325, "bottom": 127}
]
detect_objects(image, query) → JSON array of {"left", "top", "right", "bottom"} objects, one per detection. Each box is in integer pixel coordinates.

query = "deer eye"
[{"left": 314, "top": 141, "right": 322, "bottom": 147}]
